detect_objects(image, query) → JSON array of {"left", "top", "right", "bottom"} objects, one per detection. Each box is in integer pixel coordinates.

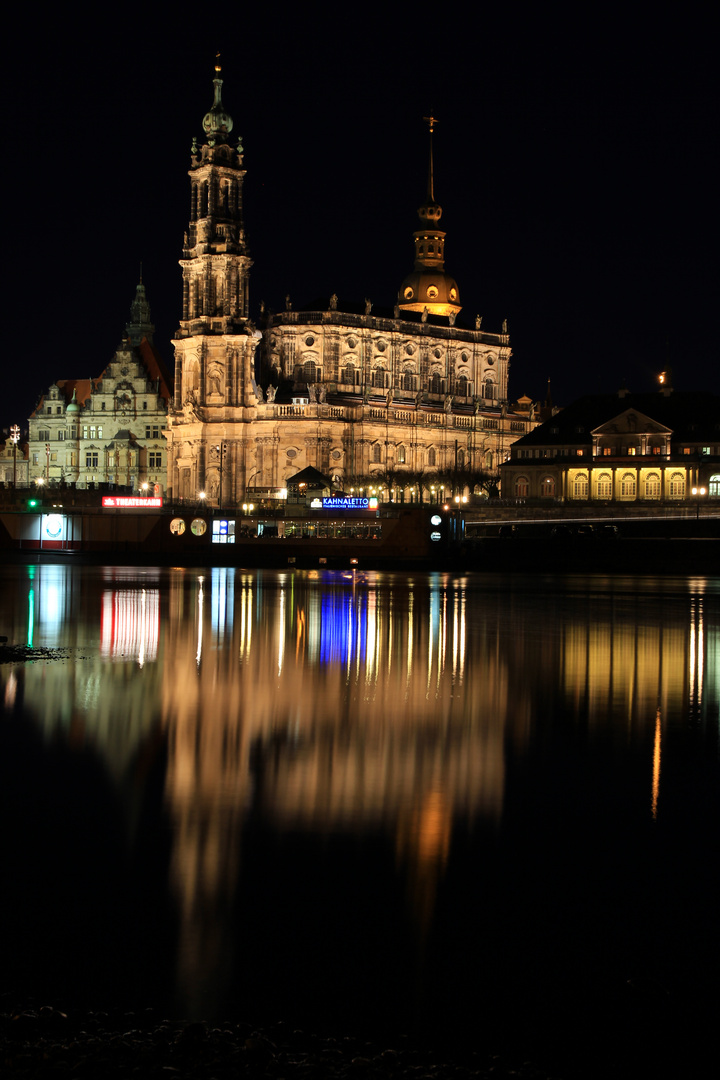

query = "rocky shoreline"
[{"left": 1, "top": 1002, "right": 561, "bottom": 1080}]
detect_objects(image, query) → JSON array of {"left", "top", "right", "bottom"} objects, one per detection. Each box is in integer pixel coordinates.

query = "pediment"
[{"left": 591, "top": 409, "right": 672, "bottom": 437}]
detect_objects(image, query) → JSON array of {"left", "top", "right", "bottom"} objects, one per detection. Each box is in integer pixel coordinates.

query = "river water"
[{"left": 1, "top": 564, "right": 718, "bottom": 1064}]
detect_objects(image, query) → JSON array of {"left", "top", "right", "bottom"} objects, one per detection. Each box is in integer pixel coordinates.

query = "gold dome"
[{"left": 398, "top": 270, "right": 461, "bottom": 316}]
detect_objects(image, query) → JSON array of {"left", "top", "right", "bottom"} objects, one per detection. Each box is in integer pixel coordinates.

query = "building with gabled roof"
[
  {"left": 500, "top": 387, "right": 720, "bottom": 504},
  {"left": 27, "top": 283, "right": 172, "bottom": 492}
]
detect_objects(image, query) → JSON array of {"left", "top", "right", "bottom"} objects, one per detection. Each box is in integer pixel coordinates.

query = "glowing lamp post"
[{"left": 691, "top": 486, "right": 706, "bottom": 520}]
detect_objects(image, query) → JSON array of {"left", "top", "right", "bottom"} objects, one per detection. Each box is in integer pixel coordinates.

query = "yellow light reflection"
[{"left": 651, "top": 706, "right": 661, "bottom": 821}]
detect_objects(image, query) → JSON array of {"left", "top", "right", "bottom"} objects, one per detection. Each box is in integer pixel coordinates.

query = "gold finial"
[
  {"left": 215, "top": 50, "right": 222, "bottom": 74},
  {"left": 423, "top": 114, "right": 438, "bottom": 133}
]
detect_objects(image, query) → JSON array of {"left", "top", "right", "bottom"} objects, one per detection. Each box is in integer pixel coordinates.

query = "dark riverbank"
[{"left": 2, "top": 990, "right": 717, "bottom": 1080}]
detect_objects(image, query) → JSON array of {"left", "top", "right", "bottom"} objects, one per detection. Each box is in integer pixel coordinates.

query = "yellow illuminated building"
[{"left": 166, "top": 70, "right": 532, "bottom": 505}]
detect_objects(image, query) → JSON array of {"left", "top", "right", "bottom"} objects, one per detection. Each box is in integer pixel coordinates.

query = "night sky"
[{"left": 3, "top": 10, "right": 716, "bottom": 433}]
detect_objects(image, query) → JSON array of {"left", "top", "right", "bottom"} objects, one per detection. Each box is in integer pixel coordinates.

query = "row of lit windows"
[
  {"left": 45, "top": 400, "right": 159, "bottom": 414},
  {"left": 31, "top": 452, "right": 162, "bottom": 469},
  {"left": 33, "top": 425, "right": 164, "bottom": 442},
  {"left": 513, "top": 471, "right": 691, "bottom": 499},
  {"left": 300, "top": 359, "right": 498, "bottom": 399}
]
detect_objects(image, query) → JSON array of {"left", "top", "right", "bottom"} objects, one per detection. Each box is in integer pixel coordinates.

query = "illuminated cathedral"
[{"left": 165, "top": 66, "right": 534, "bottom": 505}]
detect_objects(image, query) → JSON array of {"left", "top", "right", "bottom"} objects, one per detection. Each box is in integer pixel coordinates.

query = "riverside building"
[
  {"left": 165, "top": 68, "right": 535, "bottom": 506},
  {"left": 27, "top": 284, "right": 172, "bottom": 493}
]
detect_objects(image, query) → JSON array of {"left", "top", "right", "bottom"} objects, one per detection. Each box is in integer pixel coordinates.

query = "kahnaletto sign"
[
  {"left": 322, "top": 496, "right": 378, "bottom": 510},
  {"left": 102, "top": 496, "right": 163, "bottom": 508}
]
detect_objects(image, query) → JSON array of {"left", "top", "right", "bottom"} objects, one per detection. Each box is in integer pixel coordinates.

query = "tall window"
[
  {"left": 645, "top": 472, "right": 661, "bottom": 499},
  {"left": 596, "top": 472, "right": 612, "bottom": 499},
  {"left": 427, "top": 447, "right": 436, "bottom": 467},
  {"left": 669, "top": 471, "right": 685, "bottom": 498},
  {"left": 620, "top": 472, "right": 636, "bottom": 499},
  {"left": 402, "top": 371, "right": 415, "bottom": 392},
  {"left": 85, "top": 452, "right": 98, "bottom": 468},
  {"left": 456, "top": 375, "right": 469, "bottom": 397},
  {"left": 397, "top": 444, "right": 406, "bottom": 464},
  {"left": 372, "top": 367, "right": 386, "bottom": 389},
  {"left": 484, "top": 378, "right": 496, "bottom": 400},
  {"left": 302, "top": 359, "right": 316, "bottom": 383},
  {"left": 515, "top": 476, "right": 529, "bottom": 497},
  {"left": 429, "top": 373, "right": 442, "bottom": 395},
  {"left": 149, "top": 453, "right": 162, "bottom": 468},
  {"left": 573, "top": 473, "right": 589, "bottom": 499},
  {"left": 342, "top": 363, "right": 356, "bottom": 385},
  {"left": 540, "top": 476, "right": 555, "bottom": 497},
  {"left": 372, "top": 443, "right": 382, "bottom": 464},
  {"left": 709, "top": 474, "right": 720, "bottom": 497}
]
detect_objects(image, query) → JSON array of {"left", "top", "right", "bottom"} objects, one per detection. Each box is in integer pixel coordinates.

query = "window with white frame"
[
  {"left": 596, "top": 472, "right": 612, "bottom": 499},
  {"left": 669, "top": 471, "right": 685, "bottom": 498},
  {"left": 645, "top": 472, "right": 661, "bottom": 499},
  {"left": 573, "top": 473, "right": 589, "bottom": 499}
]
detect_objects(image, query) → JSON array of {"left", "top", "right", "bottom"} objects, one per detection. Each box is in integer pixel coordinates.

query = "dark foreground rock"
[{"left": 0, "top": 1003, "right": 560, "bottom": 1080}]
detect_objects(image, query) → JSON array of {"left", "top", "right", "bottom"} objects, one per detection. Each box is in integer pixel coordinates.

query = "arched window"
[
  {"left": 342, "top": 363, "right": 357, "bottom": 385},
  {"left": 402, "top": 371, "right": 415, "bottom": 392},
  {"left": 515, "top": 476, "right": 529, "bottom": 498},
  {"left": 457, "top": 449, "right": 465, "bottom": 468},
  {"left": 645, "top": 472, "right": 661, "bottom": 499},
  {"left": 427, "top": 447, "right": 436, "bottom": 467},
  {"left": 372, "top": 443, "right": 382, "bottom": 464},
  {"left": 596, "top": 472, "right": 612, "bottom": 499},
  {"left": 573, "top": 472, "right": 589, "bottom": 499},
  {"left": 372, "top": 367, "right": 386, "bottom": 389},
  {"left": 429, "top": 373, "right": 443, "bottom": 395},
  {"left": 709, "top": 474, "right": 720, "bottom": 497},
  {"left": 302, "top": 359, "right": 316, "bottom": 383},
  {"left": 669, "top": 471, "right": 685, "bottom": 498},
  {"left": 540, "top": 476, "right": 555, "bottom": 498},
  {"left": 456, "top": 374, "right": 469, "bottom": 397},
  {"left": 484, "top": 378, "right": 496, "bottom": 400},
  {"left": 397, "top": 444, "right": 406, "bottom": 464},
  {"left": 485, "top": 450, "right": 493, "bottom": 469},
  {"left": 620, "top": 472, "right": 636, "bottom": 499}
]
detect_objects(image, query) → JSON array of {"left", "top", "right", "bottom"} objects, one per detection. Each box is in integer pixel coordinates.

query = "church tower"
[
  {"left": 398, "top": 117, "right": 461, "bottom": 318},
  {"left": 167, "top": 61, "right": 261, "bottom": 504}
]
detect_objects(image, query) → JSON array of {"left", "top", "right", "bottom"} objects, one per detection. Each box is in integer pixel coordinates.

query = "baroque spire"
[
  {"left": 202, "top": 54, "right": 234, "bottom": 147},
  {"left": 397, "top": 115, "right": 461, "bottom": 318}
]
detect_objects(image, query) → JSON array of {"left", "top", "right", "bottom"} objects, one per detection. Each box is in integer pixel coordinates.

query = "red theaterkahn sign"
[{"left": 102, "top": 496, "right": 163, "bottom": 508}]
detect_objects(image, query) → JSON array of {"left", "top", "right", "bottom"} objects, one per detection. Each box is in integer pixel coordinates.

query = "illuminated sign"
[
  {"left": 43, "top": 514, "right": 64, "bottom": 539},
  {"left": 102, "top": 496, "right": 163, "bottom": 508},
  {"left": 322, "top": 497, "right": 378, "bottom": 510}
]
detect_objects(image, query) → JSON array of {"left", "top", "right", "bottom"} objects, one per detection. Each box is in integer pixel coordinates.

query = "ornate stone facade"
[
  {"left": 27, "top": 284, "right": 171, "bottom": 492},
  {"left": 166, "top": 71, "right": 534, "bottom": 505}
]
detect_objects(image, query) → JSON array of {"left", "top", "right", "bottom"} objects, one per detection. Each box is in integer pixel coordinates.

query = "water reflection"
[{"left": 1, "top": 566, "right": 718, "bottom": 1024}]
